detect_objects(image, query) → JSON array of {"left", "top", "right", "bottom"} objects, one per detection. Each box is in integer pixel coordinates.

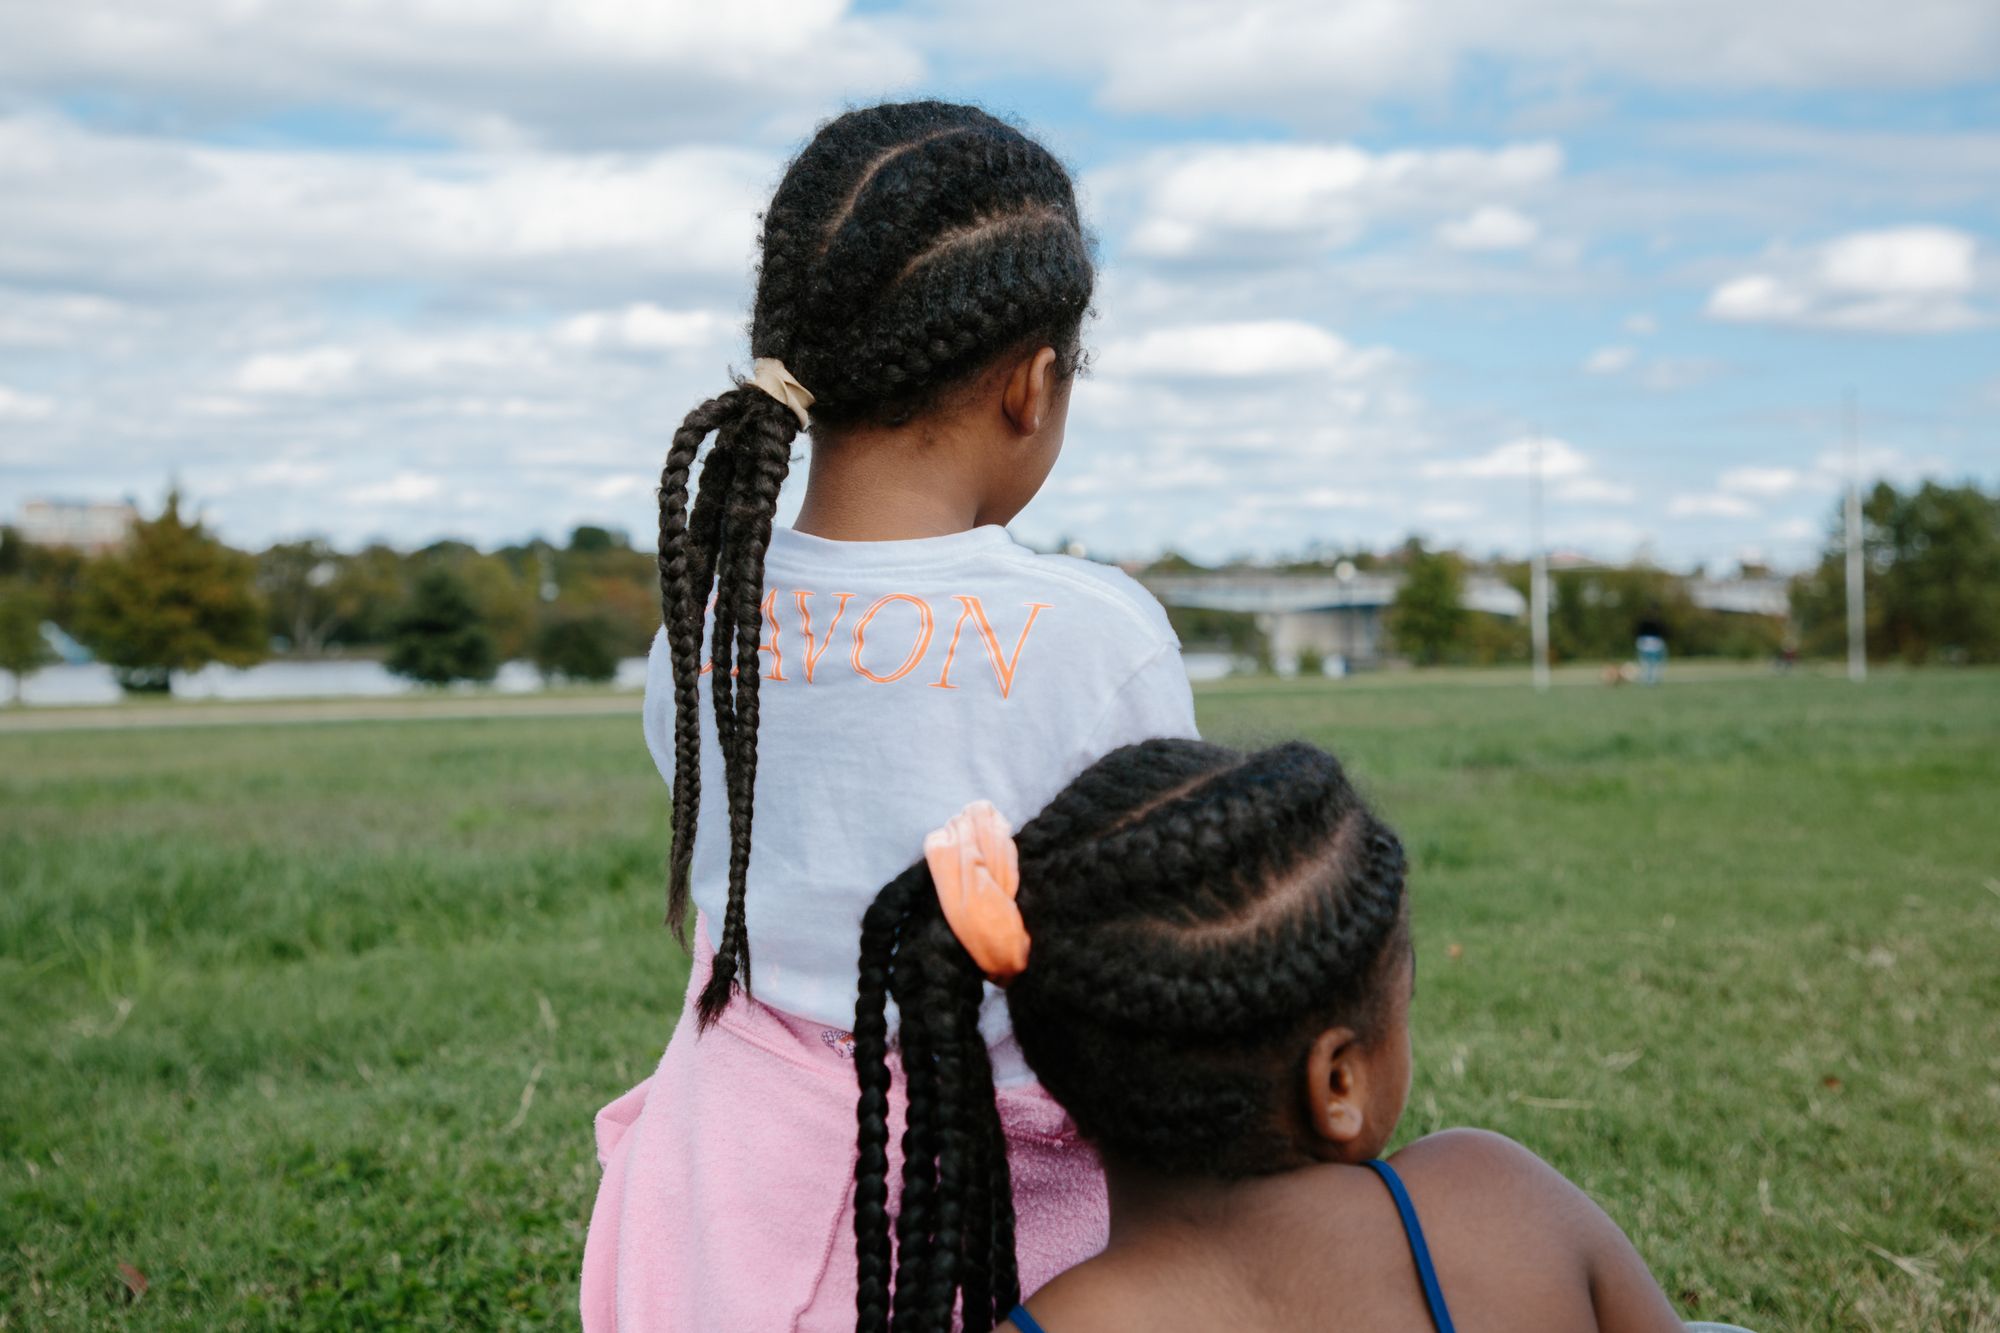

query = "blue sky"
[{"left": 1, "top": 0, "right": 1995, "bottom": 569}]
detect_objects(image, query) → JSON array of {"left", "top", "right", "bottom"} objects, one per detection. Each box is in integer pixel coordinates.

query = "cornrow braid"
[
  {"left": 852, "top": 739, "right": 1410, "bottom": 1332},
  {"left": 656, "top": 101, "right": 1095, "bottom": 1027}
]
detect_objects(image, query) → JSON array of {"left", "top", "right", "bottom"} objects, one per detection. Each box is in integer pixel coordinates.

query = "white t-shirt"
[{"left": 642, "top": 524, "right": 1199, "bottom": 1075}]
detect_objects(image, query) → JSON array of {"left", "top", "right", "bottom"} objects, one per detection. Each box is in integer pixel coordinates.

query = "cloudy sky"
[{"left": 2, "top": 1, "right": 1996, "bottom": 568}]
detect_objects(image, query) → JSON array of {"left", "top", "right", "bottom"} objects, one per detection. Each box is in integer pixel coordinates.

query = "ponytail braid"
[{"left": 655, "top": 385, "right": 800, "bottom": 1026}]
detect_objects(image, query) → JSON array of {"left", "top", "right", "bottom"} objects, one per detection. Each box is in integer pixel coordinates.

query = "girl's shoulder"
[
  {"left": 1388, "top": 1128, "right": 1605, "bottom": 1251},
  {"left": 1385, "top": 1130, "right": 1686, "bottom": 1332},
  {"left": 998, "top": 546, "right": 1179, "bottom": 652}
]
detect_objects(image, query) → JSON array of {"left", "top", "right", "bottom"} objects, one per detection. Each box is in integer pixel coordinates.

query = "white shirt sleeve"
[
  {"left": 640, "top": 626, "right": 675, "bottom": 789},
  {"left": 1069, "top": 642, "right": 1201, "bottom": 771}
]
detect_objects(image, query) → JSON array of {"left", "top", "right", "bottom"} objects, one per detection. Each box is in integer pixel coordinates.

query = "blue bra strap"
[
  {"left": 1006, "top": 1303, "right": 1050, "bottom": 1333},
  {"left": 1362, "top": 1159, "right": 1458, "bottom": 1333}
]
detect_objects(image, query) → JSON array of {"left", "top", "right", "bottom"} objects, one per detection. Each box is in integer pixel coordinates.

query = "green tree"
[
  {"left": 74, "top": 491, "right": 266, "bottom": 693},
  {"left": 324, "top": 544, "right": 408, "bottom": 646},
  {"left": 567, "top": 524, "right": 626, "bottom": 554},
  {"left": 414, "top": 542, "right": 536, "bottom": 661},
  {"left": 256, "top": 539, "right": 348, "bottom": 654},
  {"left": 531, "top": 607, "right": 622, "bottom": 684},
  {"left": 1390, "top": 540, "right": 1466, "bottom": 665},
  {"left": 12, "top": 538, "right": 88, "bottom": 632},
  {"left": 1793, "top": 480, "right": 2000, "bottom": 663},
  {"left": 387, "top": 566, "right": 498, "bottom": 685},
  {"left": 0, "top": 578, "right": 56, "bottom": 703}
]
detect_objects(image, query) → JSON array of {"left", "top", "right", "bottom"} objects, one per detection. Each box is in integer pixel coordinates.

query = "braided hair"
[
  {"left": 658, "top": 101, "right": 1095, "bottom": 1027},
  {"left": 853, "top": 738, "right": 1409, "bottom": 1333}
]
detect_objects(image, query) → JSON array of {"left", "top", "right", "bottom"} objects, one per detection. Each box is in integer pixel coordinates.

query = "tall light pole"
[
  {"left": 1530, "top": 431, "right": 1551, "bottom": 692},
  {"left": 1844, "top": 391, "right": 1866, "bottom": 683}
]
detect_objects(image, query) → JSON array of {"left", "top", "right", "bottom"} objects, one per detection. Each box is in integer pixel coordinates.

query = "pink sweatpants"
[{"left": 580, "top": 924, "right": 1109, "bottom": 1331}]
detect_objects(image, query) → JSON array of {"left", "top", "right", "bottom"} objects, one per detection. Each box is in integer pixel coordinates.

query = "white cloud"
[
  {"left": 1555, "top": 477, "right": 1636, "bottom": 504},
  {"left": 0, "top": 292, "right": 134, "bottom": 349},
  {"left": 0, "top": 0, "right": 923, "bottom": 148},
  {"left": 1436, "top": 205, "right": 1539, "bottom": 251},
  {"left": 1720, "top": 466, "right": 1807, "bottom": 497},
  {"left": 555, "top": 304, "right": 737, "bottom": 353},
  {"left": 1775, "top": 517, "right": 1819, "bottom": 543},
  {"left": 1416, "top": 500, "right": 1481, "bottom": 522},
  {"left": 1706, "top": 225, "right": 1986, "bottom": 333},
  {"left": 1423, "top": 436, "right": 1590, "bottom": 480},
  {"left": 1584, "top": 345, "right": 1637, "bottom": 374},
  {"left": 1096, "top": 321, "right": 1389, "bottom": 380},
  {"left": 1623, "top": 313, "right": 1659, "bottom": 336},
  {"left": 345, "top": 471, "right": 444, "bottom": 505},
  {"left": 1820, "top": 226, "right": 1976, "bottom": 294},
  {"left": 1707, "top": 274, "right": 1812, "bottom": 323},
  {"left": 0, "top": 114, "right": 771, "bottom": 298},
  {"left": 1100, "top": 140, "right": 1561, "bottom": 261},
  {"left": 924, "top": 0, "right": 2000, "bottom": 126},
  {"left": 1668, "top": 492, "right": 1760, "bottom": 518},
  {"left": 235, "top": 348, "right": 362, "bottom": 396},
  {"left": 1419, "top": 436, "right": 1635, "bottom": 513},
  {"left": 1631, "top": 358, "right": 1723, "bottom": 393},
  {"left": 0, "top": 385, "right": 56, "bottom": 419}
]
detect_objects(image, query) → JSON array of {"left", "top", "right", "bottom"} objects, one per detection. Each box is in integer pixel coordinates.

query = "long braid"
[
  {"left": 954, "top": 969, "right": 1011, "bottom": 1330},
  {"left": 853, "top": 867, "right": 926, "bottom": 1333},
  {"left": 855, "top": 739, "right": 1412, "bottom": 1330},
  {"left": 654, "top": 100, "right": 1094, "bottom": 1024},
  {"left": 657, "top": 397, "right": 730, "bottom": 939},
  {"left": 696, "top": 416, "right": 796, "bottom": 1025}
]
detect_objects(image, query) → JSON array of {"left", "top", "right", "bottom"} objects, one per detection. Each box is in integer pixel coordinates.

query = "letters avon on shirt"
[
  {"left": 708, "top": 589, "right": 1046, "bottom": 696},
  {"left": 641, "top": 523, "right": 1199, "bottom": 1046}
]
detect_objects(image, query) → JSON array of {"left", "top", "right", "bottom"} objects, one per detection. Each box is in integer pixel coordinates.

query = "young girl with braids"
[
  {"left": 580, "top": 101, "right": 1198, "bottom": 1331},
  {"left": 857, "top": 738, "right": 1691, "bottom": 1333}
]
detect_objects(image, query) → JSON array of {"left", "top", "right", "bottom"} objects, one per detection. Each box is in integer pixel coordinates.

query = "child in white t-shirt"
[{"left": 580, "top": 100, "right": 1198, "bottom": 1332}]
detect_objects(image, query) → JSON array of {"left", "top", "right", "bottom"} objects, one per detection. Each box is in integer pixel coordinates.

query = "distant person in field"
[
  {"left": 1634, "top": 603, "right": 1669, "bottom": 686},
  {"left": 579, "top": 102, "right": 1199, "bottom": 1332},
  {"left": 857, "top": 738, "right": 1692, "bottom": 1333}
]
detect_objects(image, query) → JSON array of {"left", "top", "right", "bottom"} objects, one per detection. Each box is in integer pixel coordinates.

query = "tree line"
[
  {"left": 2, "top": 479, "right": 1994, "bottom": 699},
  {"left": 0, "top": 493, "right": 659, "bottom": 696}
]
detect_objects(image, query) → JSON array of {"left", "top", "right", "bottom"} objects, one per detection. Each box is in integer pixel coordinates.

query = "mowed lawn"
[{"left": 3, "top": 669, "right": 1997, "bottom": 1331}]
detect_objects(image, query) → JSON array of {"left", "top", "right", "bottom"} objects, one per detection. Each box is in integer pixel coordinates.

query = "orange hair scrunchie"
[{"left": 923, "top": 800, "right": 1030, "bottom": 985}]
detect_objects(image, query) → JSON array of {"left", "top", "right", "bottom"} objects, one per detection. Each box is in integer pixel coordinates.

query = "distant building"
[
  {"left": 16, "top": 499, "right": 138, "bottom": 554},
  {"left": 1687, "top": 577, "right": 1791, "bottom": 618}
]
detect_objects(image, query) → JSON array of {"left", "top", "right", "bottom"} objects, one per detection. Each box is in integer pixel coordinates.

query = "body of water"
[
  {"left": 7, "top": 657, "right": 653, "bottom": 707},
  {"left": 7, "top": 650, "right": 1246, "bottom": 707}
]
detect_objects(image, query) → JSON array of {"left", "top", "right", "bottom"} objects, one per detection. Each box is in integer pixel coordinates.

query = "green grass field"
[{"left": 4, "top": 669, "right": 1997, "bottom": 1330}]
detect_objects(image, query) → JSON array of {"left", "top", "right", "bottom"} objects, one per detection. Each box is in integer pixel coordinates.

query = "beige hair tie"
[{"left": 749, "top": 357, "right": 814, "bottom": 431}]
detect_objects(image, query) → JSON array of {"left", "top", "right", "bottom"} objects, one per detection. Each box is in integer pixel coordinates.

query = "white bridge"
[
  {"left": 1146, "top": 571, "right": 1789, "bottom": 671},
  {"left": 1145, "top": 572, "right": 1527, "bottom": 672}
]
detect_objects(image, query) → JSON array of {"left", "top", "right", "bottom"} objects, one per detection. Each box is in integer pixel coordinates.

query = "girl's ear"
[
  {"left": 1000, "top": 345, "right": 1060, "bottom": 437},
  {"left": 1303, "top": 1026, "right": 1371, "bottom": 1158}
]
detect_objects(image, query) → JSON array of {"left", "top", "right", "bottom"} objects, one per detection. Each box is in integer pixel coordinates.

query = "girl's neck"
[
  {"left": 1102, "top": 1159, "right": 1303, "bottom": 1252},
  {"left": 790, "top": 422, "right": 1012, "bottom": 542}
]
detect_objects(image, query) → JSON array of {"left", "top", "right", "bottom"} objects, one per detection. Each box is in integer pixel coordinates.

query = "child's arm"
[
  {"left": 1402, "top": 1129, "right": 1685, "bottom": 1333},
  {"left": 1574, "top": 1185, "right": 1688, "bottom": 1333}
]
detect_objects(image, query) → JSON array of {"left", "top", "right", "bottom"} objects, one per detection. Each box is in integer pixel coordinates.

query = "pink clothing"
[{"left": 580, "top": 923, "right": 1109, "bottom": 1332}]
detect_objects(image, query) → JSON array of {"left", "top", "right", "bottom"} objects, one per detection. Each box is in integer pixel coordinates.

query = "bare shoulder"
[
  {"left": 1393, "top": 1128, "right": 1577, "bottom": 1192},
  {"left": 1390, "top": 1130, "right": 1686, "bottom": 1333},
  {"left": 1008, "top": 1251, "right": 1177, "bottom": 1333},
  {"left": 1390, "top": 1128, "right": 1612, "bottom": 1239}
]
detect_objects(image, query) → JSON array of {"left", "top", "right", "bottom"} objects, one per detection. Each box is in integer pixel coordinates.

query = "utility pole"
[
  {"left": 1530, "top": 430, "right": 1551, "bottom": 692},
  {"left": 1844, "top": 391, "right": 1866, "bottom": 683}
]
